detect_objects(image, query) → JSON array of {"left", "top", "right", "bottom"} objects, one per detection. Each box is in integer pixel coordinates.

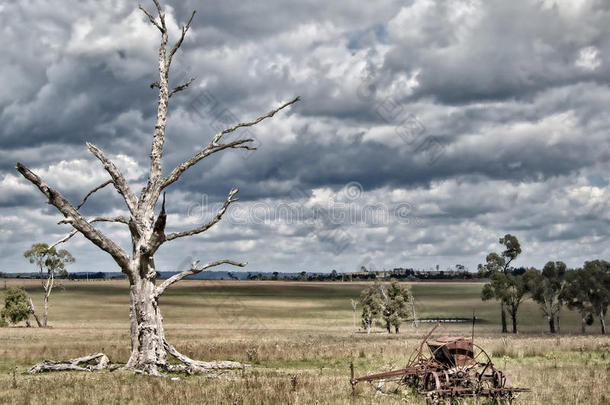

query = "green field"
[{"left": 0, "top": 279, "right": 608, "bottom": 404}]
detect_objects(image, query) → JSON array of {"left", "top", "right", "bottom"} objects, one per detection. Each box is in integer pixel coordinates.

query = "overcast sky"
[{"left": 1, "top": 0, "right": 609, "bottom": 274}]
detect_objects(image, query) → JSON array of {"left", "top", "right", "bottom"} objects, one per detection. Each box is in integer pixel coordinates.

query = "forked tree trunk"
[{"left": 600, "top": 310, "right": 606, "bottom": 335}]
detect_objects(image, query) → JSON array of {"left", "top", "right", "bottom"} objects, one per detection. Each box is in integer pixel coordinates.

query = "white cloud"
[
  {"left": 1, "top": 0, "right": 609, "bottom": 274},
  {"left": 575, "top": 46, "right": 601, "bottom": 71}
]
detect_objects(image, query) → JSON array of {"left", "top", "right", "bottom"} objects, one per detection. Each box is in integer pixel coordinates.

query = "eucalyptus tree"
[
  {"left": 561, "top": 261, "right": 610, "bottom": 334},
  {"left": 482, "top": 269, "right": 533, "bottom": 334},
  {"left": 478, "top": 234, "right": 521, "bottom": 333},
  {"left": 529, "top": 261, "right": 566, "bottom": 333},
  {"left": 24, "top": 243, "right": 74, "bottom": 327},
  {"left": 17, "top": 0, "right": 298, "bottom": 375},
  {"left": 382, "top": 282, "right": 413, "bottom": 333},
  {"left": 359, "top": 283, "right": 383, "bottom": 334},
  {"left": 560, "top": 268, "right": 594, "bottom": 334}
]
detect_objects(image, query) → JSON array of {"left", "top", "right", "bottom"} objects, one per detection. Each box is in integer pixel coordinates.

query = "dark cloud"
[{"left": 1, "top": 0, "right": 609, "bottom": 273}]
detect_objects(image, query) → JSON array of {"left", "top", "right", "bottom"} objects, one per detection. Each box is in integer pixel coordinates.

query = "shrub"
[{"left": 1, "top": 287, "right": 30, "bottom": 325}]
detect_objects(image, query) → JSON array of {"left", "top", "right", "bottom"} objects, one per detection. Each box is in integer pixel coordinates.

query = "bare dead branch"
[
  {"left": 28, "top": 296, "right": 43, "bottom": 327},
  {"left": 161, "top": 97, "right": 299, "bottom": 190},
  {"left": 29, "top": 353, "right": 110, "bottom": 374},
  {"left": 76, "top": 180, "right": 112, "bottom": 210},
  {"left": 211, "top": 96, "right": 300, "bottom": 145},
  {"left": 144, "top": 0, "right": 171, "bottom": 197},
  {"left": 51, "top": 216, "right": 130, "bottom": 250},
  {"left": 58, "top": 216, "right": 130, "bottom": 226},
  {"left": 169, "top": 77, "right": 195, "bottom": 98},
  {"left": 167, "top": 10, "right": 196, "bottom": 68},
  {"left": 16, "top": 163, "right": 131, "bottom": 270},
  {"left": 165, "top": 188, "right": 238, "bottom": 242},
  {"left": 162, "top": 140, "right": 254, "bottom": 191},
  {"left": 154, "top": 259, "right": 245, "bottom": 297},
  {"left": 48, "top": 230, "right": 78, "bottom": 250},
  {"left": 139, "top": 4, "right": 163, "bottom": 32},
  {"left": 151, "top": 0, "right": 166, "bottom": 30},
  {"left": 86, "top": 143, "right": 138, "bottom": 216},
  {"left": 164, "top": 340, "right": 246, "bottom": 371},
  {"left": 150, "top": 81, "right": 160, "bottom": 89}
]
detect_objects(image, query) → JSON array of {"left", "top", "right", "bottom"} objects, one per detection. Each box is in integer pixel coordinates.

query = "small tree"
[
  {"left": 478, "top": 234, "right": 521, "bottom": 333},
  {"left": 529, "top": 261, "right": 567, "bottom": 333},
  {"left": 482, "top": 270, "right": 532, "bottom": 333},
  {"left": 560, "top": 268, "right": 594, "bottom": 334},
  {"left": 1, "top": 288, "right": 31, "bottom": 326},
  {"left": 24, "top": 243, "right": 75, "bottom": 327},
  {"left": 562, "top": 260, "right": 610, "bottom": 334},
  {"left": 359, "top": 283, "right": 383, "bottom": 334},
  {"left": 359, "top": 281, "right": 414, "bottom": 334},
  {"left": 382, "top": 282, "right": 412, "bottom": 333},
  {"left": 350, "top": 299, "right": 358, "bottom": 333}
]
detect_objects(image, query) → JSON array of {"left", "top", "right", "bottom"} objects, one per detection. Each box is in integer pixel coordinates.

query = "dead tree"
[
  {"left": 350, "top": 299, "right": 358, "bottom": 333},
  {"left": 27, "top": 296, "right": 43, "bottom": 328},
  {"left": 18, "top": 0, "right": 298, "bottom": 376}
]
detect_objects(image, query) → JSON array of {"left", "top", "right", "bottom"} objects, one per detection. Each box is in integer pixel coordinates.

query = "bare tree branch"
[
  {"left": 29, "top": 353, "right": 110, "bottom": 374},
  {"left": 165, "top": 188, "right": 238, "bottom": 242},
  {"left": 169, "top": 77, "right": 195, "bottom": 98},
  {"left": 28, "top": 296, "right": 43, "bottom": 328},
  {"left": 167, "top": 10, "right": 196, "bottom": 69},
  {"left": 16, "top": 163, "right": 131, "bottom": 270},
  {"left": 76, "top": 180, "right": 112, "bottom": 210},
  {"left": 139, "top": 4, "right": 163, "bottom": 32},
  {"left": 48, "top": 230, "right": 78, "bottom": 251},
  {"left": 154, "top": 259, "right": 245, "bottom": 297},
  {"left": 58, "top": 216, "right": 130, "bottom": 226},
  {"left": 211, "top": 96, "right": 300, "bottom": 145},
  {"left": 151, "top": 0, "right": 166, "bottom": 30},
  {"left": 87, "top": 143, "right": 138, "bottom": 216},
  {"left": 162, "top": 97, "right": 299, "bottom": 190},
  {"left": 143, "top": 0, "right": 170, "bottom": 202},
  {"left": 164, "top": 340, "right": 245, "bottom": 371},
  {"left": 51, "top": 216, "right": 130, "bottom": 250}
]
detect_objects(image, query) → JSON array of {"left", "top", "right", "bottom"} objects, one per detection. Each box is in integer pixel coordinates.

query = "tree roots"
[{"left": 28, "top": 342, "right": 248, "bottom": 376}]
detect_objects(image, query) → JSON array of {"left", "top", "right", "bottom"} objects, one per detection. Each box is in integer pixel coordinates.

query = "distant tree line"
[{"left": 244, "top": 269, "right": 474, "bottom": 282}]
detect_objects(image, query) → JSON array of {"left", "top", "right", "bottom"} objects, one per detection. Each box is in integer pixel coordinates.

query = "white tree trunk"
[
  {"left": 27, "top": 296, "right": 42, "bottom": 328},
  {"left": 42, "top": 294, "right": 49, "bottom": 327},
  {"left": 125, "top": 275, "right": 167, "bottom": 375}
]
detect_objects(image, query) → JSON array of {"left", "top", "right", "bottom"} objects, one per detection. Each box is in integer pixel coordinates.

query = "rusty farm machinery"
[{"left": 349, "top": 324, "right": 530, "bottom": 403}]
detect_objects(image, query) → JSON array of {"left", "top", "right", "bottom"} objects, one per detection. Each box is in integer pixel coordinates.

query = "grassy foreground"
[{"left": 0, "top": 279, "right": 608, "bottom": 404}]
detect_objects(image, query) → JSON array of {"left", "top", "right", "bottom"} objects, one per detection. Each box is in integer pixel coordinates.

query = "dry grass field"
[{"left": 0, "top": 279, "right": 608, "bottom": 404}]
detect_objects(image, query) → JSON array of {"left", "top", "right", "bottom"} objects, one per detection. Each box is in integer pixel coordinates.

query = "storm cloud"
[{"left": 0, "top": 0, "right": 608, "bottom": 274}]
